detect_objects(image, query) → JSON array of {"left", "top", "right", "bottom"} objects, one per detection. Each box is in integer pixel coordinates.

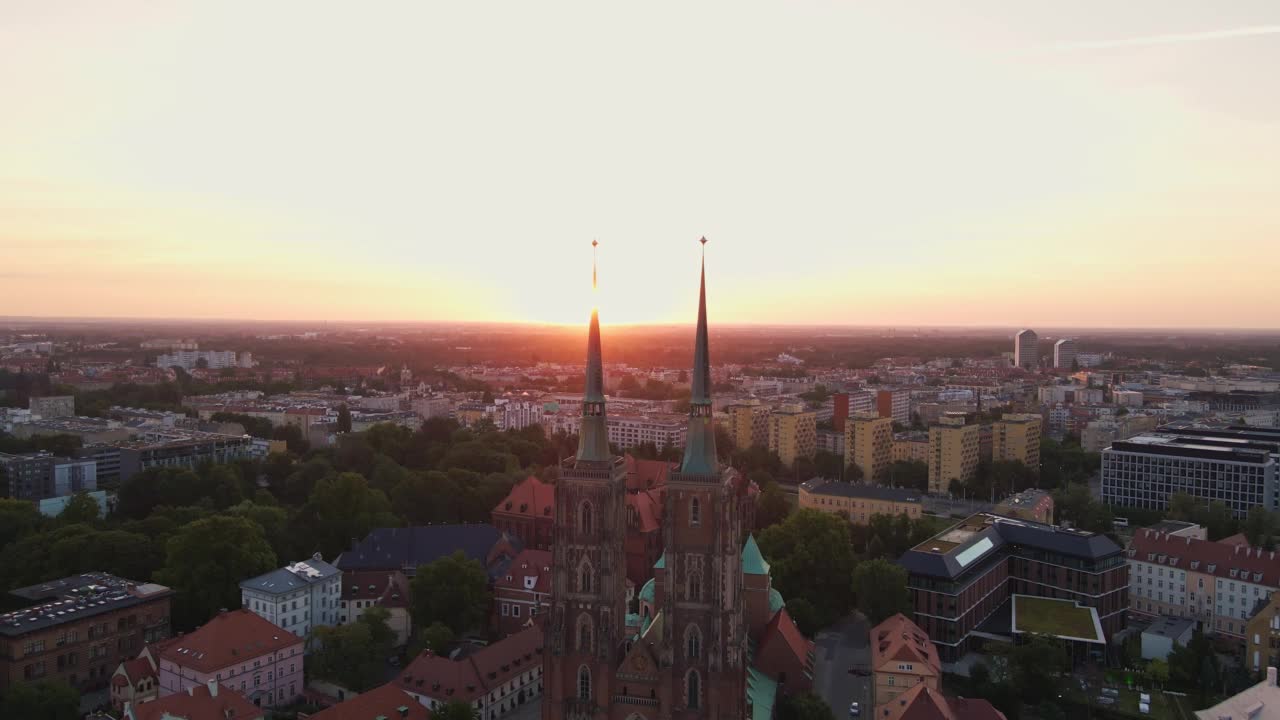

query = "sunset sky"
[{"left": 3, "top": 2, "right": 1278, "bottom": 328}]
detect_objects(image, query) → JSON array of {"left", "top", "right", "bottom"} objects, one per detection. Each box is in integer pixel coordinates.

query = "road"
[{"left": 814, "top": 615, "right": 871, "bottom": 719}]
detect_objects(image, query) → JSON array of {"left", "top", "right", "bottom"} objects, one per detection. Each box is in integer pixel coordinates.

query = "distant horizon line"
[{"left": 2, "top": 314, "right": 1279, "bottom": 334}]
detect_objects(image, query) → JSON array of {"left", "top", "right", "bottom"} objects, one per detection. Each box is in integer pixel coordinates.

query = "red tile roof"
[
  {"left": 756, "top": 608, "right": 814, "bottom": 679},
  {"left": 493, "top": 476, "right": 554, "bottom": 519},
  {"left": 626, "top": 457, "right": 674, "bottom": 491},
  {"left": 627, "top": 489, "right": 664, "bottom": 533},
  {"left": 871, "top": 614, "right": 941, "bottom": 676},
  {"left": 159, "top": 610, "right": 302, "bottom": 673},
  {"left": 343, "top": 570, "right": 411, "bottom": 608},
  {"left": 878, "top": 684, "right": 1007, "bottom": 720},
  {"left": 396, "top": 625, "right": 543, "bottom": 703},
  {"left": 304, "top": 683, "right": 429, "bottom": 720},
  {"left": 117, "top": 655, "right": 157, "bottom": 686},
  {"left": 494, "top": 549, "right": 552, "bottom": 595},
  {"left": 127, "top": 682, "right": 263, "bottom": 720},
  {"left": 1130, "top": 529, "right": 1280, "bottom": 587}
]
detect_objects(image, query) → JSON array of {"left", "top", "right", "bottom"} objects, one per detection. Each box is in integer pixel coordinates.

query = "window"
[
  {"left": 579, "top": 501, "right": 594, "bottom": 534},
  {"left": 577, "top": 666, "right": 591, "bottom": 701},
  {"left": 688, "top": 573, "right": 702, "bottom": 603},
  {"left": 512, "top": 605, "right": 521, "bottom": 617},
  {"left": 579, "top": 562, "right": 594, "bottom": 594},
  {"left": 577, "top": 615, "right": 593, "bottom": 653},
  {"left": 690, "top": 497, "right": 701, "bottom": 527},
  {"left": 686, "top": 670, "right": 701, "bottom": 709},
  {"left": 686, "top": 625, "right": 701, "bottom": 661}
]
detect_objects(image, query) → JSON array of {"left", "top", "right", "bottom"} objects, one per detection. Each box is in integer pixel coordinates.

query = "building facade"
[
  {"left": 993, "top": 414, "right": 1041, "bottom": 470},
  {"left": 1102, "top": 427, "right": 1280, "bottom": 519},
  {"left": 768, "top": 404, "right": 817, "bottom": 467},
  {"left": 727, "top": 402, "right": 770, "bottom": 450},
  {"left": 1014, "top": 329, "right": 1039, "bottom": 371},
  {"left": 1053, "top": 339, "right": 1078, "bottom": 369},
  {"left": 240, "top": 555, "right": 342, "bottom": 641},
  {"left": 928, "top": 414, "right": 979, "bottom": 494},
  {"left": 799, "top": 479, "right": 922, "bottom": 524},
  {"left": 845, "top": 412, "right": 893, "bottom": 481},
  {"left": 29, "top": 395, "right": 75, "bottom": 419},
  {"left": 607, "top": 413, "right": 687, "bottom": 451},
  {"left": 0, "top": 574, "right": 172, "bottom": 694},
  {"left": 877, "top": 389, "right": 911, "bottom": 426},
  {"left": 157, "top": 609, "right": 303, "bottom": 709},
  {"left": 870, "top": 613, "right": 940, "bottom": 710}
]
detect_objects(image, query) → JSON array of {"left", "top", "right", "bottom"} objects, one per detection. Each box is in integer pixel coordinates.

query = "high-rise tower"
[
  {"left": 1014, "top": 328, "right": 1039, "bottom": 370},
  {"left": 544, "top": 242, "right": 629, "bottom": 720}
]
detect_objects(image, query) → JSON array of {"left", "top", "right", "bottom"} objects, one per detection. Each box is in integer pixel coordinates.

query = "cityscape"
[{"left": 4, "top": 3, "right": 1280, "bottom": 720}]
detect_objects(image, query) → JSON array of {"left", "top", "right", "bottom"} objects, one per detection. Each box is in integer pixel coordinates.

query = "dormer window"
[
  {"left": 1191, "top": 561, "right": 1200, "bottom": 570},
  {"left": 1208, "top": 564, "right": 1216, "bottom": 573},
  {"left": 1230, "top": 569, "right": 1239, "bottom": 578}
]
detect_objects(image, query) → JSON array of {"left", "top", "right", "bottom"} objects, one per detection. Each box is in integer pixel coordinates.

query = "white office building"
[
  {"left": 1053, "top": 338, "right": 1078, "bottom": 369},
  {"left": 1014, "top": 329, "right": 1039, "bottom": 370},
  {"left": 240, "top": 555, "right": 342, "bottom": 643}
]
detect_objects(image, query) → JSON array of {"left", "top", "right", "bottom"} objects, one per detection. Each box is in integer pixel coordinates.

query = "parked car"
[
  {"left": 1097, "top": 697, "right": 1117, "bottom": 706},
  {"left": 850, "top": 701, "right": 861, "bottom": 717},
  {"left": 1102, "top": 688, "right": 1120, "bottom": 697}
]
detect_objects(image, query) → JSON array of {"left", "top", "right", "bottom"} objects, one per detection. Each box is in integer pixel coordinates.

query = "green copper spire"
[
  {"left": 576, "top": 240, "right": 610, "bottom": 463},
  {"left": 680, "top": 237, "right": 719, "bottom": 475}
]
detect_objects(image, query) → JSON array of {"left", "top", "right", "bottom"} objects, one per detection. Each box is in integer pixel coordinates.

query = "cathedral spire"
[
  {"left": 576, "top": 240, "right": 610, "bottom": 463},
  {"left": 680, "top": 237, "right": 719, "bottom": 475}
]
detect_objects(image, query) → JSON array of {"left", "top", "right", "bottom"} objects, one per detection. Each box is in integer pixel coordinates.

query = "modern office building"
[
  {"left": 1101, "top": 426, "right": 1280, "bottom": 519},
  {"left": 1053, "top": 338, "right": 1078, "bottom": 369},
  {"left": 899, "top": 513, "right": 1128, "bottom": 661},
  {"left": 0, "top": 452, "right": 97, "bottom": 501},
  {"left": 0, "top": 573, "right": 173, "bottom": 693},
  {"left": 768, "top": 403, "right": 817, "bottom": 467},
  {"left": 845, "top": 411, "right": 893, "bottom": 481},
  {"left": 928, "top": 414, "right": 980, "bottom": 494},
  {"left": 1014, "top": 329, "right": 1039, "bottom": 371},
  {"left": 239, "top": 555, "right": 342, "bottom": 641},
  {"left": 28, "top": 395, "right": 76, "bottom": 419},
  {"left": 798, "top": 478, "right": 923, "bottom": 524},
  {"left": 993, "top": 414, "right": 1041, "bottom": 471}
]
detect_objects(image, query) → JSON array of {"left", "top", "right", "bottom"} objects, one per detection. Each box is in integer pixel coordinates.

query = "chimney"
[
  {"left": 207, "top": 678, "right": 219, "bottom": 697},
  {"left": 1270, "top": 667, "right": 1277, "bottom": 687}
]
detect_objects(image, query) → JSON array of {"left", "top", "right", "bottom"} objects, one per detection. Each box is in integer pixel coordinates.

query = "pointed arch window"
[
  {"left": 578, "top": 561, "right": 594, "bottom": 594},
  {"left": 686, "top": 669, "right": 701, "bottom": 709},
  {"left": 577, "top": 614, "right": 593, "bottom": 653},
  {"left": 579, "top": 501, "right": 594, "bottom": 534},
  {"left": 690, "top": 497, "right": 701, "bottom": 527},
  {"left": 687, "top": 571, "right": 702, "bottom": 603},
  {"left": 577, "top": 665, "right": 592, "bottom": 701},
  {"left": 686, "top": 624, "right": 702, "bottom": 661}
]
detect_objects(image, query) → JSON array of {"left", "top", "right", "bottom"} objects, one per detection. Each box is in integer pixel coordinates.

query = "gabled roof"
[
  {"left": 396, "top": 625, "right": 543, "bottom": 704},
  {"left": 742, "top": 535, "right": 771, "bottom": 575},
  {"left": 627, "top": 489, "right": 664, "bottom": 533},
  {"left": 342, "top": 570, "right": 411, "bottom": 608},
  {"left": 305, "top": 683, "right": 429, "bottom": 720},
  {"left": 126, "top": 682, "right": 262, "bottom": 720},
  {"left": 871, "top": 614, "right": 941, "bottom": 676},
  {"left": 879, "top": 684, "right": 1005, "bottom": 720},
  {"left": 494, "top": 549, "right": 552, "bottom": 596},
  {"left": 336, "top": 525, "right": 513, "bottom": 576},
  {"left": 626, "top": 457, "right": 675, "bottom": 491},
  {"left": 755, "top": 608, "right": 814, "bottom": 679},
  {"left": 1129, "top": 529, "right": 1280, "bottom": 586},
  {"left": 158, "top": 609, "right": 301, "bottom": 673},
  {"left": 493, "top": 476, "right": 554, "bottom": 520}
]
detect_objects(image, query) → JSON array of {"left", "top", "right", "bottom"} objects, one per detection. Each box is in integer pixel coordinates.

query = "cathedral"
[{"left": 543, "top": 241, "right": 813, "bottom": 720}]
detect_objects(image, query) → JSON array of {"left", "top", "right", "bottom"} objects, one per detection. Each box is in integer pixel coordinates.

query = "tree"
[
  {"left": 272, "top": 423, "right": 310, "bottom": 454},
  {"left": 311, "top": 607, "right": 396, "bottom": 691},
  {"left": 155, "top": 515, "right": 277, "bottom": 629},
  {"left": 1004, "top": 634, "right": 1067, "bottom": 705},
  {"left": 1167, "top": 492, "right": 1199, "bottom": 521},
  {"left": 1052, "top": 483, "right": 1111, "bottom": 533},
  {"left": 337, "top": 403, "right": 353, "bottom": 433},
  {"left": 755, "top": 481, "right": 792, "bottom": 530},
  {"left": 410, "top": 551, "right": 492, "bottom": 636},
  {"left": 0, "top": 679, "right": 80, "bottom": 720},
  {"left": 0, "top": 497, "right": 42, "bottom": 547},
  {"left": 777, "top": 691, "right": 836, "bottom": 720},
  {"left": 884, "top": 460, "right": 928, "bottom": 493},
  {"left": 433, "top": 701, "right": 480, "bottom": 720},
  {"left": 56, "top": 492, "right": 100, "bottom": 525},
  {"left": 852, "top": 559, "right": 910, "bottom": 624},
  {"left": 758, "top": 510, "right": 856, "bottom": 634},
  {"left": 1244, "top": 506, "right": 1278, "bottom": 550},
  {"left": 293, "top": 472, "right": 399, "bottom": 559},
  {"left": 813, "top": 451, "right": 843, "bottom": 479},
  {"left": 1148, "top": 658, "right": 1170, "bottom": 687}
]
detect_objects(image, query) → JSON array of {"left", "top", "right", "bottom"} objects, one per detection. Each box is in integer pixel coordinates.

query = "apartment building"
[
  {"left": 1102, "top": 427, "right": 1280, "bottom": 519},
  {"left": 240, "top": 555, "right": 342, "bottom": 641},
  {"left": 1014, "top": 329, "right": 1039, "bottom": 371},
  {"left": 846, "top": 412, "right": 894, "bottom": 481},
  {"left": 798, "top": 479, "right": 922, "bottom": 524},
  {"left": 870, "top": 613, "right": 940, "bottom": 709},
  {"left": 0, "top": 574, "right": 173, "bottom": 693},
  {"left": 769, "top": 404, "right": 817, "bottom": 466},
  {"left": 157, "top": 610, "right": 303, "bottom": 709},
  {"left": 993, "top": 414, "right": 1041, "bottom": 470},
  {"left": 892, "top": 432, "right": 930, "bottom": 463},
  {"left": 1128, "top": 528, "right": 1280, "bottom": 643},
  {"left": 928, "top": 414, "right": 979, "bottom": 494},
  {"left": 877, "top": 389, "right": 911, "bottom": 426},
  {"left": 1053, "top": 339, "right": 1078, "bottom": 369},
  {"left": 727, "top": 401, "right": 771, "bottom": 450},
  {"left": 1081, "top": 414, "right": 1159, "bottom": 453},
  {"left": 29, "top": 395, "right": 75, "bottom": 419},
  {"left": 606, "top": 413, "right": 687, "bottom": 451},
  {"left": 493, "top": 549, "right": 552, "bottom": 637},
  {"left": 0, "top": 452, "right": 97, "bottom": 501},
  {"left": 395, "top": 625, "right": 543, "bottom": 719},
  {"left": 899, "top": 513, "right": 1128, "bottom": 661}
]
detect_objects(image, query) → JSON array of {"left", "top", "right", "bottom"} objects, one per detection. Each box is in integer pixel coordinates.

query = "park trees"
[
  {"left": 155, "top": 515, "right": 277, "bottom": 629},
  {"left": 409, "top": 551, "right": 492, "bottom": 636},
  {"left": 758, "top": 509, "right": 856, "bottom": 634}
]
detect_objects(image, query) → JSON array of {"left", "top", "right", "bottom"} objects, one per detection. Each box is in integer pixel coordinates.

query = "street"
[{"left": 813, "top": 615, "right": 871, "bottom": 719}]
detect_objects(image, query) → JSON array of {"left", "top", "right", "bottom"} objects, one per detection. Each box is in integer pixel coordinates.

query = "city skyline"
[{"left": 4, "top": 2, "right": 1280, "bottom": 328}]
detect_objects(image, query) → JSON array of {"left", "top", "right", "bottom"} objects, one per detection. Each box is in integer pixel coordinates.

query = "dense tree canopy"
[
  {"left": 409, "top": 551, "right": 492, "bottom": 636},
  {"left": 155, "top": 515, "right": 277, "bottom": 629},
  {"left": 758, "top": 509, "right": 856, "bottom": 634},
  {"left": 852, "top": 559, "right": 911, "bottom": 624},
  {"left": 0, "top": 679, "right": 80, "bottom": 720},
  {"left": 310, "top": 607, "right": 397, "bottom": 692}
]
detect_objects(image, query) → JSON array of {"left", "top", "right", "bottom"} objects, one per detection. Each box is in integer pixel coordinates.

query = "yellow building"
[
  {"left": 845, "top": 412, "right": 893, "bottom": 481},
  {"left": 727, "top": 400, "right": 770, "bottom": 450},
  {"left": 892, "top": 432, "right": 930, "bottom": 463},
  {"left": 798, "top": 478, "right": 922, "bottom": 524},
  {"left": 870, "top": 613, "right": 941, "bottom": 710},
  {"left": 768, "top": 403, "right": 817, "bottom": 466},
  {"left": 928, "top": 413, "right": 979, "bottom": 494},
  {"left": 994, "top": 413, "right": 1042, "bottom": 470},
  {"left": 1246, "top": 592, "right": 1280, "bottom": 674}
]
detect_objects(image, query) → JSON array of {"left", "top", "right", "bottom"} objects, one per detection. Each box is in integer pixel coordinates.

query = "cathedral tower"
[{"left": 544, "top": 242, "right": 629, "bottom": 720}]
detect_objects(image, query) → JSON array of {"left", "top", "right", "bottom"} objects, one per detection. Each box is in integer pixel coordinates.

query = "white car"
[{"left": 850, "top": 701, "right": 861, "bottom": 717}]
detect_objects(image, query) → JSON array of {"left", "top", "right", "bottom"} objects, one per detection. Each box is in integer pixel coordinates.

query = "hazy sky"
[{"left": 3, "top": 2, "right": 1278, "bottom": 328}]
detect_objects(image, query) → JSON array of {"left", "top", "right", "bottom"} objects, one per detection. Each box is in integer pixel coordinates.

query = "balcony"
[{"left": 614, "top": 695, "right": 659, "bottom": 707}]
